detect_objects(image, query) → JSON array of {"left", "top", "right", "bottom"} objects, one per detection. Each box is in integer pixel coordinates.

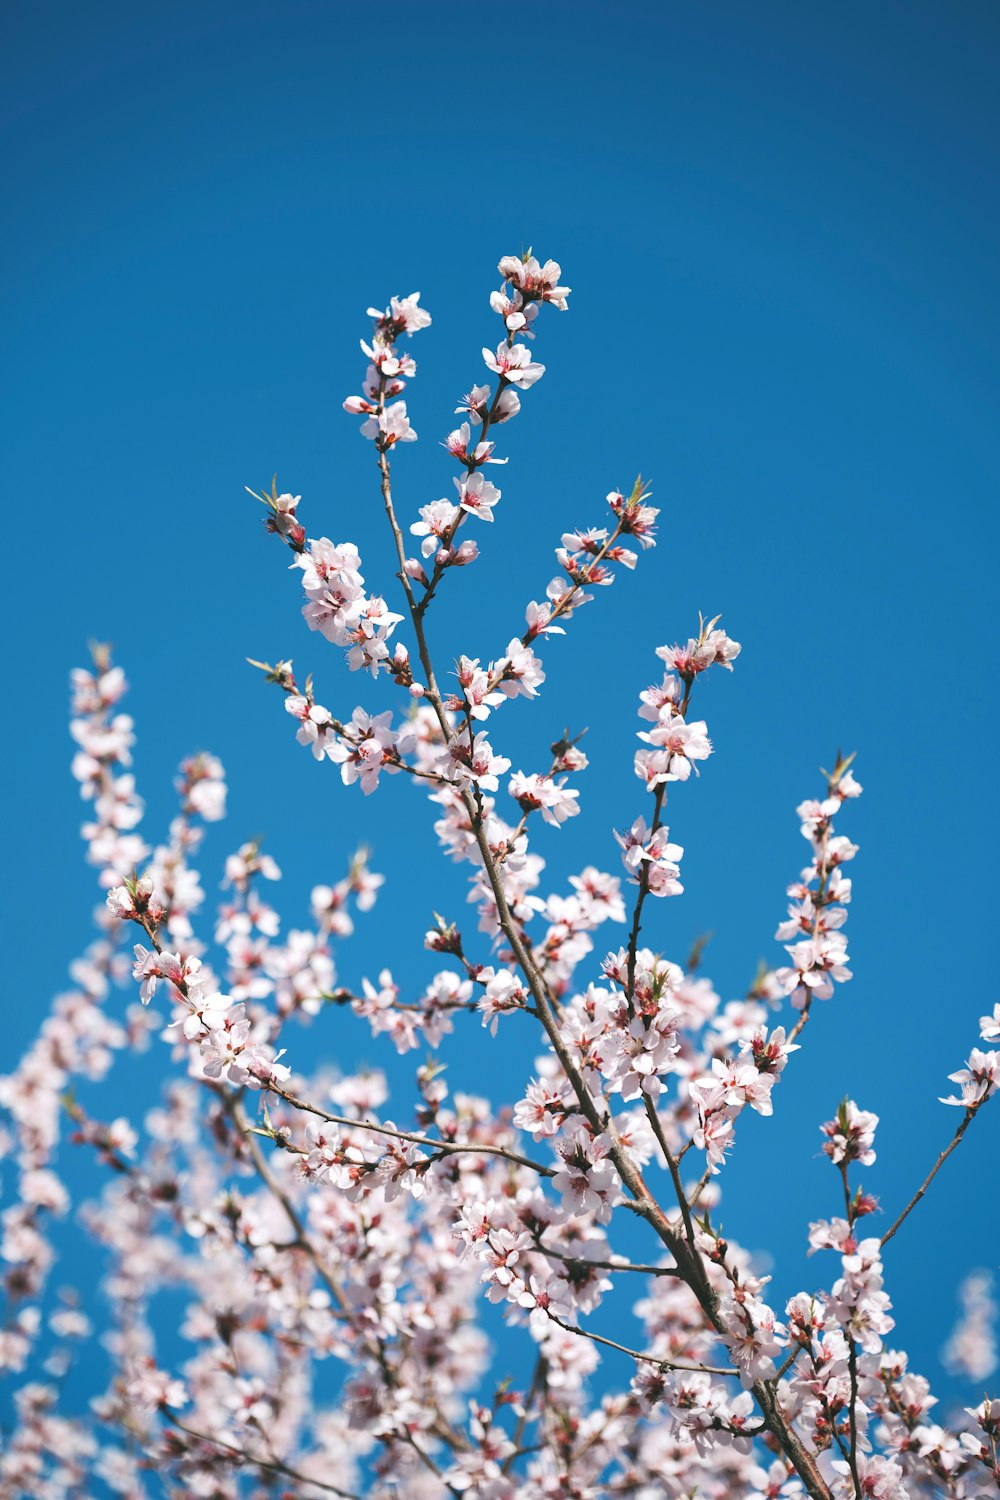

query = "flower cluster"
[
  {"left": 944, "top": 1271, "right": 998, "bottom": 1382},
  {"left": 774, "top": 755, "right": 860, "bottom": 1010},
  {"left": 689, "top": 1025, "right": 798, "bottom": 1172},
  {"left": 821, "top": 1099, "right": 880, "bottom": 1168},
  {"left": 632, "top": 620, "right": 739, "bottom": 790},
  {"left": 3, "top": 255, "right": 997, "bottom": 1500},
  {"left": 70, "top": 650, "right": 147, "bottom": 883},
  {"left": 295, "top": 535, "right": 404, "bottom": 675},
  {"left": 405, "top": 256, "right": 568, "bottom": 593},
  {"left": 343, "top": 289, "right": 430, "bottom": 448}
]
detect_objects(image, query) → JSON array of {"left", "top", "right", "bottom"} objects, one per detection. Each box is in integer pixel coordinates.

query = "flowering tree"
[{"left": 2, "top": 254, "right": 998, "bottom": 1500}]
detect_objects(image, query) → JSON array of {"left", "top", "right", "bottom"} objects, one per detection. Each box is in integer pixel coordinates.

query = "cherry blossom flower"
[
  {"left": 443, "top": 421, "right": 506, "bottom": 466},
  {"left": 367, "top": 290, "right": 432, "bottom": 337},
  {"left": 940, "top": 1048, "right": 999, "bottom": 1106},
  {"left": 477, "top": 969, "right": 528, "bottom": 1034},
  {"left": 497, "top": 254, "right": 571, "bottom": 309},
  {"left": 123, "top": 1359, "right": 188, "bottom": 1417},
  {"left": 410, "top": 497, "right": 460, "bottom": 557},
  {"left": 284, "top": 694, "right": 339, "bottom": 759},
  {"left": 482, "top": 341, "right": 545, "bottom": 389},
  {"left": 614, "top": 815, "right": 684, "bottom": 896},
  {"left": 199, "top": 996, "right": 290, "bottom": 1089},
  {"left": 829, "top": 1452, "right": 908, "bottom": 1499},
  {"left": 131, "top": 945, "right": 202, "bottom": 1005},
  {"left": 454, "top": 470, "right": 501, "bottom": 522},
  {"left": 637, "top": 717, "right": 713, "bottom": 783},
  {"left": 508, "top": 770, "right": 580, "bottom": 826},
  {"left": 360, "top": 400, "right": 417, "bottom": 446},
  {"left": 439, "top": 730, "right": 511, "bottom": 791},
  {"left": 552, "top": 1128, "right": 621, "bottom": 1224},
  {"left": 821, "top": 1099, "right": 879, "bottom": 1166}
]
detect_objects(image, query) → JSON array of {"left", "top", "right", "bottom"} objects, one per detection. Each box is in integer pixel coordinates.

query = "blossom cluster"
[
  {"left": 1, "top": 254, "right": 997, "bottom": 1500},
  {"left": 774, "top": 757, "right": 861, "bottom": 1010}
]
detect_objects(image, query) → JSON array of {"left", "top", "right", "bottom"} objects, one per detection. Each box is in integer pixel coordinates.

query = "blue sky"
[{"left": 3, "top": 0, "right": 999, "bottom": 1441}]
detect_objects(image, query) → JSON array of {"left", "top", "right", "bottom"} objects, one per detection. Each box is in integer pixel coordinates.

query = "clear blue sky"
[{"left": 4, "top": 0, "right": 998, "bottom": 1443}]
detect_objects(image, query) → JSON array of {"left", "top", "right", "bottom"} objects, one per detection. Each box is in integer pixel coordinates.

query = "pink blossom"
[
  {"left": 552, "top": 1128, "right": 621, "bottom": 1223},
  {"left": 443, "top": 421, "right": 506, "bottom": 466},
  {"left": 481, "top": 341, "right": 545, "bottom": 389},
  {"left": 410, "top": 497, "right": 460, "bottom": 557},
  {"left": 455, "top": 470, "right": 501, "bottom": 522},
  {"left": 360, "top": 400, "right": 417, "bottom": 446},
  {"left": 477, "top": 969, "right": 528, "bottom": 1034},
  {"left": 940, "top": 1048, "right": 999, "bottom": 1107},
  {"left": 497, "top": 254, "right": 571, "bottom": 309},
  {"left": 366, "top": 291, "right": 431, "bottom": 337},
  {"left": 830, "top": 1452, "right": 908, "bottom": 1499},
  {"left": 508, "top": 771, "right": 580, "bottom": 826},
  {"left": 821, "top": 1099, "right": 879, "bottom": 1166},
  {"left": 439, "top": 730, "right": 511, "bottom": 792}
]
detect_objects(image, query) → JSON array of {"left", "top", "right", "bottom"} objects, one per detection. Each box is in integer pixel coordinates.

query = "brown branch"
[
  {"left": 880, "top": 1098, "right": 988, "bottom": 1246},
  {"left": 501, "top": 1352, "right": 547, "bottom": 1475},
  {"left": 533, "top": 1239, "right": 683, "bottom": 1279},
  {"left": 164, "top": 1413, "right": 362, "bottom": 1498},
  {"left": 846, "top": 1338, "right": 862, "bottom": 1499},
  {"left": 542, "top": 1309, "right": 736, "bottom": 1377},
  {"left": 265, "top": 1082, "right": 554, "bottom": 1177}
]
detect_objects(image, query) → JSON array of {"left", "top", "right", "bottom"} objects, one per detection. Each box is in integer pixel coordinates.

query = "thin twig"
[
  {"left": 543, "top": 1309, "right": 736, "bottom": 1377},
  {"left": 163, "top": 1413, "right": 362, "bottom": 1498},
  {"left": 266, "top": 1082, "right": 554, "bottom": 1177},
  {"left": 880, "top": 1100, "right": 986, "bottom": 1246}
]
